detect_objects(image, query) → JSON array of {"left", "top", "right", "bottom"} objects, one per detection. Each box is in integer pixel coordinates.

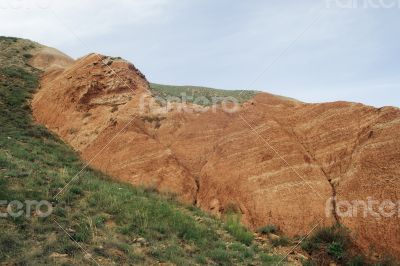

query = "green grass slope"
[{"left": 0, "top": 37, "right": 285, "bottom": 265}]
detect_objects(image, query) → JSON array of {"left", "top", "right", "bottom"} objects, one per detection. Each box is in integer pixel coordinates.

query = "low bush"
[
  {"left": 271, "top": 236, "right": 290, "bottom": 247},
  {"left": 328, "top": 241, "right": 345, "bottom": 260},
  {"left": 257, "top": 224, "right": 278, "bottom": 234},
  {"left": 301, "top": 225, "right": 353, "bottom": 264},
  {"left": 347, "top": 255, "right": 367, "bottom": 266},
  {"left": 301, "top": 225, "right": 350, "bottom": 253}
]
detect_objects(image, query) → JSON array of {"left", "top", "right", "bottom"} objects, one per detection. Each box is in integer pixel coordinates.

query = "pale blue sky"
[{"left": 1, "top": 0, "right": 399, "bottom": 107}]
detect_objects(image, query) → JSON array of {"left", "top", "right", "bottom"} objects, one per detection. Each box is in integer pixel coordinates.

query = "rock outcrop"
[{"left": 32, "top": 53, "right": 400, "bottom": 260}]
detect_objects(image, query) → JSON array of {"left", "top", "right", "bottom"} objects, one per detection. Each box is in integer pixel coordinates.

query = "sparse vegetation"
[
  {"left": 140, "top": 115, "right": 165, "bottom": 129},
  {"left": 224, "top": 213, "right": 254, "bottom": 246},
  {"left": 271, "top": 236, "right": 290, "bottom": 247},
  {"left": 347, "top": 255, "right": 367, "bottom": 266},
  {"left": 299, "top": 225, "right": 394, "bottom": 265},
  {"left": 328, "top": 241, "right": 345, "bottom": 260},
  {"left": 257, "top": 224, "right": 278, "bottom": 234},
  {"left": 260, "top": 253, "right": 284, "bottom": 265},
  {"left": 301, "top": 225, "right": 349, "bottom": 264}
]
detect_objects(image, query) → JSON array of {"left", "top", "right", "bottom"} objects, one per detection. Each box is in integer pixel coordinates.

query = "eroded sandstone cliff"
[{"left": 32, "top": 52, "right": 400, "bottom": 260}]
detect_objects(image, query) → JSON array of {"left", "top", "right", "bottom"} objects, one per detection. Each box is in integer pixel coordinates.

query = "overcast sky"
[{"left": 0, "top": 0, "right": 399, "bottom": 107}]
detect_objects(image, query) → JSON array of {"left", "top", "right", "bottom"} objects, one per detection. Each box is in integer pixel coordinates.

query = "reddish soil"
[{"left": 32, "top": 52, "right": 400, "bottom": 260}]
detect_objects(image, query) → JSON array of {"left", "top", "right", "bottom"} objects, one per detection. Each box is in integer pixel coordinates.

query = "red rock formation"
[{"left": 32, "top": 53, "right": 400, "bottom": 260}]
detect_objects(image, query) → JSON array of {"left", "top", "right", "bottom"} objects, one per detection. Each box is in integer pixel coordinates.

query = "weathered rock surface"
[{"left": 32, "top": 53, "right": 400, "bottom": 259}]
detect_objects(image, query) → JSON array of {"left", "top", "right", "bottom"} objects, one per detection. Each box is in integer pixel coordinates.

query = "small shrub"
[
  {"left": 302, "top": 225, "right": 349, "bottom": 253},
  {"left": 328, "top": 241, "right": 344, "bottom": 260},
  {"left": 347, "top": 255, "right": 367, "bottom": 266},
  {"left": 271, "top": 236, "right": 290, "bottom": 247},
  {"left": 301, "top": 240, "right": 320, "bottom": 253},
  {"left": 94, "top": 215, "right": 107, "bottom": 228},
  {"left": 73, "top": 219, "right": 92, "bottom": 243},
  {"left": 257, "top": 224, "right": 278, "bottom": 234},
  {"left": 313, "top": 226, "right": 349, "bottom": 245},
  {"left": 70, "top": 186, "right": 83, "bottom": 195},
  {"left": 301, "top": 225, "right": 352, "bottom": 264}
]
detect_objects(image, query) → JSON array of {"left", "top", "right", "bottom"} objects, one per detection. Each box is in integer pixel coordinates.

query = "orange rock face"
[{"left": 32, "top": 53, "right": 400, "bottom": 259}]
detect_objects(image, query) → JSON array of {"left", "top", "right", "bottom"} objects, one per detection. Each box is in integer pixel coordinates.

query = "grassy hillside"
[
  {"left": 150, "top": 83, "right": 257, "bottom": 106},
  {"left": 0, "top": 37, "right": 288, "bottom": 265}
]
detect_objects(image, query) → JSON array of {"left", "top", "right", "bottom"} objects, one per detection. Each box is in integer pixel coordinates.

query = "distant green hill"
[
  {"left": 150, "top": 83, "right": 257, "bottom": 106},
  {"left": 0, "top": 36, "right": 284, "bottom": 265}
]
